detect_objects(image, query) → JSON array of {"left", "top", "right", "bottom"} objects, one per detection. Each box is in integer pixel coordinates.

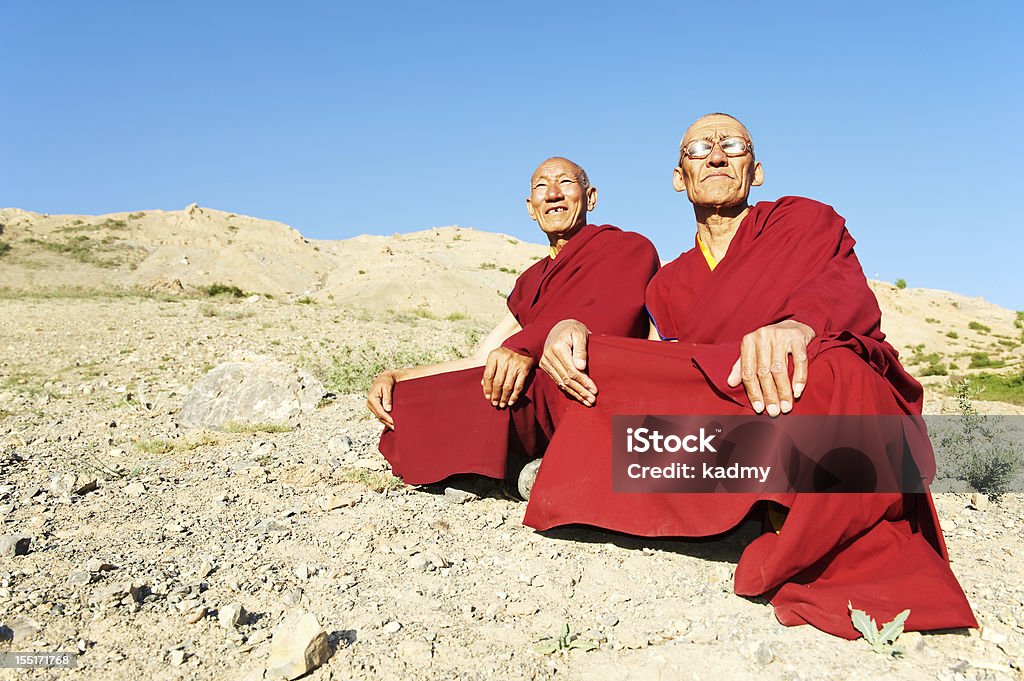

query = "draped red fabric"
[
  {"left": 379, "top": 224, "right": 659, "bottom": 485},
  {"left": 522, "top": 198, "right": 976, "bottom": 638}
]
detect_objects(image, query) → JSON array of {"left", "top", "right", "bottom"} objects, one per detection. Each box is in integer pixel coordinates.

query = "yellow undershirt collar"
[{"left": 697, "top": 236, "right": 718, "bottom": 271}]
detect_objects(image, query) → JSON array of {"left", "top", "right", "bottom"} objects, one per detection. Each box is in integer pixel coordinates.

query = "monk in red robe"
[
  {"left": 369, "top": 157, "right": 659, "bottom": 487},
  {"left": 534, "top": 115, "right": 977, "bottom": 639}
]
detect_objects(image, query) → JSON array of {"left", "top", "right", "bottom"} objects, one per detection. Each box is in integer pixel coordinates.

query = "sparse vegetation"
[
  {"left": 925, "top": 317, "right": 940, "bottom": 324},
  {"left": 221, "top": 421, "right": 295, "bottom": 434},
  {"left": 445, "top": 311, "right": 469, "bottom": 321},
  {"left": 935, "top": 379, "right": 1023, "bottom": 496},
  {"left": 340, "top": 467, "right": 404, "bottom": 493},
  {"left": 201, "top": 283, "right": 247, "bottom": 298},
  {"left": 480, "top": 262, "right": 497, "bottom": 270},
  {"left": 896, "top": 278, "right": 907, "bottom": 289},
  {"left": 23, "top": 234, "right": 141, "bottom": 268},
  {"left": 0, "top": 241, "right": 11, "bottom": 257},
  {"left": 296, "top": 296, "right": 316, "bottom": 305},
  {"left": 134, "top": 438, "right": 176, "bottom": 455},
  {"left": 127, "top": 212, "right": 146, "bottom": 220},
  {"left": 969, "top": 371, "right": 1024, "bottom": 406},
  {"left": 534, "top": 622, "right": 598, "bottom": 655},
  {"left": 969, "top": 352, "right": 1004, "bottom": 369},
  {"left": 301, "top": 342, "right": 461, "bottom": 395},
  {"left": 920, "top": 361, "right": 948, "bottom": 377},
  {"left": 946, "top": 331, "right": 959, "bottom": 339},
  {"left": 968, "top": 321, "right": 991, "bottom": 334}
]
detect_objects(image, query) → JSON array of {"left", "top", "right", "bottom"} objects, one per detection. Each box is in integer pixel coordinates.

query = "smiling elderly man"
[
  {"left": 369, "top": 156, "right": 659, "bottom": 489},
  {"left": 527, "top": 115, "right": 977, "bottom": 639}
]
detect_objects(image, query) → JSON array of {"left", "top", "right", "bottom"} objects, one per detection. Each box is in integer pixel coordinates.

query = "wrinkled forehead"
[
  {"left": 531, "top": 158, "right": 581, "bottom": 183},
  {"left": 682, "top": 115, "right": 752, "bottom": 145}
]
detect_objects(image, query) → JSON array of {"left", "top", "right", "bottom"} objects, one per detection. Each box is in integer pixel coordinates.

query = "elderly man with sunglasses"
[{"left": 523, "top": 114, "right": 977, "bottom": 640}]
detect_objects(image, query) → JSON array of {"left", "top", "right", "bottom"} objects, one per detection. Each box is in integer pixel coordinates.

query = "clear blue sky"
[{"left": 2, "top": 1, "right": 1021, "bottom": 308}]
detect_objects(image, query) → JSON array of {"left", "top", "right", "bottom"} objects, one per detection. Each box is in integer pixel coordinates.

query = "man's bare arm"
[{"left": 367, "top": 311, "right": 523, "bottom": 428}]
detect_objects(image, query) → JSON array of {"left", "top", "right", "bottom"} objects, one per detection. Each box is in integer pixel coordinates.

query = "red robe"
[
  {"left": 379, "top": 224, "right": 659, "bottom": 485},
  {"left": 522, "top": 197, "right": 977, "bottom": 639}
]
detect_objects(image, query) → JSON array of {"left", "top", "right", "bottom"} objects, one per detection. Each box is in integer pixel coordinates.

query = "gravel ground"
[{"left": 1, "top": 296, "right": 1022, "bottom": 681}]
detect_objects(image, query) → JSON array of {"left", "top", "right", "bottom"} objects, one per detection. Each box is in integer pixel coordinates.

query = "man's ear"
[
  {"left": 751, "top": 161, "right": 764, "bottom": 187},
  {"left": 672, "top": 166, "right": 687, "bottom": 193},
  {"left": 526, "top": 198, "right": 539, "bottom": 222},
  {"left": 585, "top": 186, "right": 598, "bottom": 211}
]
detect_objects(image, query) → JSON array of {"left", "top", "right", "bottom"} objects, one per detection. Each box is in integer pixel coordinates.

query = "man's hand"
[
  {"left": 539, "top": 320, "right": 597, "bottom": 406},
  {"left": 367, "top": 370, "right": 398, "bottom": 429},
  {"left": 481, "top": 347, "right": 535, "bottom": 408},
  {"left": 727, "top": 320, "right": 814, "bottom": 417}
]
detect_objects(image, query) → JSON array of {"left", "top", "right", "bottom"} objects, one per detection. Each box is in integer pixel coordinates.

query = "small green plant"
[
  {"left": 936, "top": 379, "right": 1023, "bottom": 495},
  {"left": 498, "top": 266, "right": 516, "bottom": 274},
  {"left": 925, "top": 317, "right": 940, "bottom": 324},
  {"left": 445, "top": 311, "right": 469, "bottom": 321},
  {"left": 970, "top": 371, "right": 1024, "bottom": 406},
  {"left": 127, "top": 212, "right": 146, "bottom": 220},
  {"left": 222, "top": 421, "right": 295, "bottom": 433},
  {"left": 945, "top": 331, "right": 959, "bottom": 339},
  {"left": 358, "top": 269, "right": 366, "bottom": 275},
  {"left": 895, "top": 278, "right": 907, "bottom": 289},
  {"left": 507, "top": 238, "right": 519, "bottom": 245},
  {"left": 452, "top": 233, "right": 463, "bottom": 241},
  {"left": 0, "top": 241, "right": 11, "bottom": 257},
  {"left": 968, "top": 321, "right": 991, "bottom": 334},
  {"left": 341, "top": 468, "right": 404, "bottom": 493},
  {"left": 534, "top": 622, "right": 598, "bottom": 655},
  {"left": 480, "top": 262, "right": 498, "bottom": 270},
  {"left": 201, "top": 283, "right": 246, "bottom": 298},
  {"left": 296, "top": 296, "right": 316, "bottom": 305},
  {"left": 134, "top": 438, "right": 176, "bottom": 455},
  {"left": 920, "top": 361, "right": 948, "bottom": 377},
  {"left": 849, "top": 602, "right": 909, "bottom": 655}
]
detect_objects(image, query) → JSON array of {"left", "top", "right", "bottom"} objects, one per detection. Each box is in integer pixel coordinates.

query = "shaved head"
[
  {"left": 679, "top": 113, "right": 754, "bottom": 165},
  {"left": 532, "top": 157, "right": 590, "bottom": 190}
]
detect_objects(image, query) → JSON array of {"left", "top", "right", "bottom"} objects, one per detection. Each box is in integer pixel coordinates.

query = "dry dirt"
[{"left": 0, "top": 207, "right": 1023, "bottom": 680}]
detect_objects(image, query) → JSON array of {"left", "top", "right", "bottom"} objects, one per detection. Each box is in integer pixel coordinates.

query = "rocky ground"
[{"left": 1, "top": 295, "right": 1023, "bottom": 681}]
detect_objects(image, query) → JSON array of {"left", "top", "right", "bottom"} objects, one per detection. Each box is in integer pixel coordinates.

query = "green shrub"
[
  {"left": 0, "top": 241, "right": 11, "bottom": 257},
  {"left": 969, "top": 352, "right": 1004, "bottom": 369},
  {"left": 296, "top": 296, "right": 316, "bottom": 305},
  {"left": 920, "top": 361, "right": 948, "bottom": 377},
  {"left": 480, "top": 262, "right": 497, "bottom": 270},
  {"left": 895, "top": 278, "right": 907, "bottom": 289},
  {"left": 925, "top": 317, "right": 940, "bottom": 324},
  {"left": 201, "top": 283, "right": 246, "bottom": 297},
  {"left": 970, "top": 371, "right": 1024, "bottom": 405},
  {"left": 946, "top": 331, "right": 959, "bottom": 339},
  {"left": 968, "top": 321, "right": 991, "bottom": 333}
]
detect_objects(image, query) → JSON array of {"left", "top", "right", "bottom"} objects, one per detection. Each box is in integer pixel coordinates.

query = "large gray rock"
[{"left": 179, "top": 360, "right": 324, "bottom": 429}]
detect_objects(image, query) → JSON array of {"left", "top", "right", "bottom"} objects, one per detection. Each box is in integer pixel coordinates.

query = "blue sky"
[{"left": 2, "top": 1, "right": 1022, "bottom": 308}]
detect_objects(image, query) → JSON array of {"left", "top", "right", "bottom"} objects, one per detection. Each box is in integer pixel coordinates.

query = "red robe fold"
[
  {"left": 523, "top": 197, "right": 976, "bottom": 639},
  {"left": 379, "top": 224, "right": 659, "bottom": 485}
]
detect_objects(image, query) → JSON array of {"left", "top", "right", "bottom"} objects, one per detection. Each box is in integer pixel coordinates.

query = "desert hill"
[{"left": 1, "top": 205, "right": 1020, "bottom": 406}]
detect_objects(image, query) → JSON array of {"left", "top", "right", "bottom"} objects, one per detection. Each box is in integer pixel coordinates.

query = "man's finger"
[
  {"left": 490, "top": 361, "right": 509, "bottom": 406},
  {"left": 481, "top": 357, "right": 497, "bottom": 400},
  {"left": 791, "top": 342, "right": 809, "bottom": 400},
  {"left": 739, "top": 337, "right": 764, "bottom": 413},
  {"left": 756, "top": 334, "right": 781, "bottom": 417},
  {"left": 770, "top": 340, "right": 793, "bottom": 414},
  {"left": 562, "top": 377, "right": 596, "bottom": 405},
  {"left": 507, "top": 369, "right": 528, "bottom": 406},
  {"left": 570, "top": 329, "right": 589, "bottom": 371},
  {"left": 498, "top": 365, "right": 518, "bottom": 408},
  {"left": 727, "top": 357, "right": 742, "bottom": 388}
]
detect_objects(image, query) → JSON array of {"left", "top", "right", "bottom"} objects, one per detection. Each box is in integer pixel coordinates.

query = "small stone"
[
  {"left": 294, "top": 564, "right": 311, "bottom": 581},
  {"left": 267, "top": 611, "right": 331, "bottom": 680},
  {"left": 73, "top": 475, "right": 98, "bottom": 495},
  {"left": 753, "top": 641, "right": 774, "bottom": 665},
  {"left": 602, "top": 614, "right": 620, "bottom": 627},
  {"left": 219, "top": 603, "right": 248, "bottom": 629},
  {"left": 10, "top": 618, "right": 41, "bottom": 642},
  {"left": 169, "top": 649, "right": 186, "bottom": 666},
  {"left": 981, "top": 624, "right": 1009, "bottom": 645},
  {"left": 585, "top": 629, "right": 607, "bottom": 643},
  {"left": 383, "top": 621, "right": 402, "bottom": 634},
  {"left": 67, "top": 570, "right": 92, "bottom": 587},
  {"left": 969, "top": 492, "right": 990, "bottom": 511},
  {"left": 327, "top": 434, "right": 352, "bottom": 455},
  {"left": 444, "top": 487, "right": 478, "bottom": 504},
  {"left": 252, "top": 441, "right": 277, "bottom": 458},
  {"left": 318, "top": 493, "right": 355, "bottom": 512},
  {"left": 282, "top": 588, "right": 303, "bottom": 607},
  {"left": 84, "top": 558, "right": 116, "bottom": 573},
  {"left": 0, "top": 535, "right": 31, "bottom": 557},
  {"left": 197, "top": 561, "right": 214, "bottom": 579},
  {"left": 124, "top": 481, "right": 146, "bottom": 498},
  {"left": 186, "top": 605, "right": 208, "bottom": 624},
  {"left": 407, "top": 554, "right": 430, "bottom": 572}
]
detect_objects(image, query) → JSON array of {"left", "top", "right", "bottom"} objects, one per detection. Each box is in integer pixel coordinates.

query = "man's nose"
[
  {"left": 706, "top": 144, "right": 729, "bottom": 167},
  {"left": 545, "top": 183, "right": 564, "bottom": 200}
]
